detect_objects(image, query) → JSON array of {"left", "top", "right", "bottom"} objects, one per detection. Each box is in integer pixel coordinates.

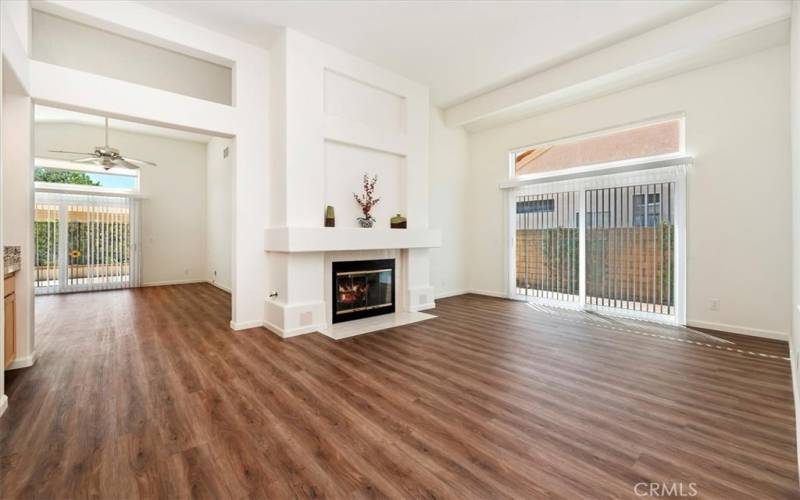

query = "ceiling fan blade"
[
  {"left": 48, "top": 150, "right": 94, "bottom": 155},
  {"left": 73, "top": 157, "right": 100, "bottom": 163},
  {"left": 120, "top": 156, "right": 157, "bottom": 167},
  {"left": 112, "top": 158, "right": 141, "bottom": 170}
]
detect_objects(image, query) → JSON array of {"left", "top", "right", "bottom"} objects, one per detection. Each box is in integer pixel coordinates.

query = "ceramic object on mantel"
[
  {"left": 324, "top": 205, "right": 335, "bottom": 227},
  {"left": 390, "top": 214, "right": 407, "bottom": 229},
  {"left": 357, "top": 214, "right": 376, "bottom": 228}
]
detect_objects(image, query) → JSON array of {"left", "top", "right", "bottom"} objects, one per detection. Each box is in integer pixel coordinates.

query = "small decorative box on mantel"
[{"left": 390, "top": 214, "right": 407, "bottom": 229}]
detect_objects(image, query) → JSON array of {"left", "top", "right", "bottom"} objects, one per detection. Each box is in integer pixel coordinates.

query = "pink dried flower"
[{"left": 353, "top": 173, "right": 380, "bottom": 216}]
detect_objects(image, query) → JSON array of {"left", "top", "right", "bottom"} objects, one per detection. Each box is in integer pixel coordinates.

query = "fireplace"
[{"left": 332, "top": 259, "right": 395, "bottom": 323}]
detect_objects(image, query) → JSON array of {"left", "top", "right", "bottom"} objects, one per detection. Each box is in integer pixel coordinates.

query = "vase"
[
  {"left": 357, "top": 214, "right": 375, "bottom": 228},
  {"left": 390, "top": 213, "right": 407, "bottom": 229},
  {"left": 324, "top": 205, "right": 335, "bottom": 227}
]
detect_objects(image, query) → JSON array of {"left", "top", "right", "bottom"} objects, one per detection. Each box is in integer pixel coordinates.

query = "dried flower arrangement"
[{"left": 353, "top": 173, "right": 380, "bottom": 228}]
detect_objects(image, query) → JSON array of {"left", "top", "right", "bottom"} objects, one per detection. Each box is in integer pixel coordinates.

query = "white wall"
[
  {"left": 32, "top": 9, "right": 232, "bottom": 105},
  {"left": 0, "top": 0, "right": 31, "bottom": 416},
  {"left": 2, "top": 89, "right": 34, "bottom": 371},
  {"left": 324, "top": 141, "right": 404, "bottom": 228},
  {"left": 429, "top": 107, "right": 469, "bottom": 297},
  {"left": 468, "top": 45, "right": 792, "bottom": 339},
  {"left": 35, "top": 122, "right": 208, "bottom": 286},
  {"left": 206, "top": 136, "right": 232, "bottom": 292},
  {"left": 4, "top": 0, "right": 29, "bottom": 55},
  {"left": 789, "top": 0, "right": 800, "bottom": 472}
]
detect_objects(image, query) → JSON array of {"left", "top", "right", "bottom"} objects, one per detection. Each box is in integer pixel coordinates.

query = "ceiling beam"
[{"left": 444, "top": 1, "right": 791, "bottom": 131}]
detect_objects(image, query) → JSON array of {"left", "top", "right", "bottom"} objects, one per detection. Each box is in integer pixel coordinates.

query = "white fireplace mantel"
[{"left": 264, "top": 227, "right": 442, "bottom": 253}]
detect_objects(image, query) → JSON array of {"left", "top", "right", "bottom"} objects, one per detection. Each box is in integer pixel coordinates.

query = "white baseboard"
[
  {"left": 141, "top": 279, "right": 206, "bottom": 287},
  {"left": 435, "top": 289, "right": 469, "bottom": 299},
  {"left": 687, "top": 320, "right": 789, "bottom": 341},
  {"left": 467, "top": 289, "right": 507, "bottom": 298},
  {"left": 229, "top": 319, "right": 265, "bottom": 331},
  {"left": 262, "top": 319, "right": 324, "bottom": 339},
  {"left": 434, "top": 289, "right": 509, "bottom": 300},
  {"left": 410, "top": 302, "right": 436, "bottom": 312},
  {"left": 206, "top": 281, "right": 231, "bottom": 293},
  {"left": 435, "top": 289, "right": 508, "bottom": 299},
  {"left": 6, "top": 352, "right": 36, "bottom": 371},
  {"left": 0, "top": 395, "right": 7, "bottom": 418}
]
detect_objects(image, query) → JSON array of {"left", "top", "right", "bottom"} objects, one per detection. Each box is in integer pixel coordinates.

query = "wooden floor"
[{"left": 1, "top": 284, "right": 798, "bottom": 499}]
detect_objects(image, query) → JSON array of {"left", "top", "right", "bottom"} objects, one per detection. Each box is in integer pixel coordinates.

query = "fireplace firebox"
[{"left": 332, "top": 259, "right": 395, "bottom": 323}]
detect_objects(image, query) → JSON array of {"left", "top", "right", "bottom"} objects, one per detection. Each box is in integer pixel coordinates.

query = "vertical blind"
[
  {"left": 35, "top": 191, "right": 141, "bottom": 294},
  {"left": 585, "top": 182, "right": 674, "bottom": 315},
  {"left": 515, "top": 190, "right": 580, "bottom": 302}
]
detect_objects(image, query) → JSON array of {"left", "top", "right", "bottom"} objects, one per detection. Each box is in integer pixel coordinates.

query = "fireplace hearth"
[{"left": 332, "top": 259, "right": 395, "bottom": 323}]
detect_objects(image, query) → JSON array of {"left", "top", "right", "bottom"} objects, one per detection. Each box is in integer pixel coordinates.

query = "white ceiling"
[
  {"left": 35, "top": 106, "right": 213, "bottom": 143},
  {"left": 139, "top": 0, "right": 718, "bottom": 107}
]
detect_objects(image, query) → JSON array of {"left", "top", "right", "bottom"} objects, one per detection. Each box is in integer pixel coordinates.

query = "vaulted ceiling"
[{"left": 139, "top": 0, "right": 718, "bottom": 107}]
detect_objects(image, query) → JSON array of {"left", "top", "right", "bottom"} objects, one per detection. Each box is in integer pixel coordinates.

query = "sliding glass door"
[
  {"left": 35, "top": 191, "right": 141, "bottom": 294},
  {"left": 511, "top": 167, "right": 685, "bottom": 323}
]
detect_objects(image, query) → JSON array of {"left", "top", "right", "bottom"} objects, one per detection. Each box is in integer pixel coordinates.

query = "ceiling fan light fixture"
[{"left": 47, "top": 117, "right": 157, "bottom": 170}]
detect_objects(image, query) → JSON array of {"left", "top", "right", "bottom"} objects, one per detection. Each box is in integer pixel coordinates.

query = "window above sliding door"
[
  {"left": 35, "top": 158, "right": 140, "bottom": 194},
  {"left": 510, "top": 117, "right": 684, "bottom": 179}
]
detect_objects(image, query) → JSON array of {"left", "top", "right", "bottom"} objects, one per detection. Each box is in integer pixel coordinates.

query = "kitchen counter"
[{"left": 4, "top": 246, "right": 20, "bottom": 277}]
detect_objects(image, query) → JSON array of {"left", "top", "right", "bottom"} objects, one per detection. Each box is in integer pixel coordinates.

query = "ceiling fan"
[{"left": 49, "top": 117, "right": 157, "bottom": 171}]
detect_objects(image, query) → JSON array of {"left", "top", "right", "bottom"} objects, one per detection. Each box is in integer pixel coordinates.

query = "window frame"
[
  {"left": 632, "top": 193, "right": 662, "bottom": 227},
  {"left": 515, "top": 198, "right": 555, "bottom": 214},
  {"left": 34, "top": 157, "right": 141, "bottom": 195},
  {"left": 508, "top": 115, "right": 686, "bottom": 181}
]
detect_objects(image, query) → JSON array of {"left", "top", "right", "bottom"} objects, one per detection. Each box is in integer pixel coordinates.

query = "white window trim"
[
  {"left": 34, "top": 182, "right": 146, "bottom": 198},
  {"left": 501, "top": 152, "right": 691, "bottom": 190}
]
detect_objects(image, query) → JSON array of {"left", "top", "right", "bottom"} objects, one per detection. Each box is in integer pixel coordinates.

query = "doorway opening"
[{"left": 31, "top": 105, "right": 235, "bottom": 322}]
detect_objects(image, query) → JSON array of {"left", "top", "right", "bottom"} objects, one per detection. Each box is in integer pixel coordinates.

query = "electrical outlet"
[
  {"left": 184, "top": 268, "right": 190, "bottom": 276},
  {"left": 709, "top": 299, "right": 720, "bottom": 311}
]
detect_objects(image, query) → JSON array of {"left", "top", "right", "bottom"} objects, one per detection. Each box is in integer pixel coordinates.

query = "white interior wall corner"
[
  {"left": 429, "top": 107, "right": 469, "bottom": 297},
  {"left": 206, "top": 136, "right": 233, "bottom": 291}
]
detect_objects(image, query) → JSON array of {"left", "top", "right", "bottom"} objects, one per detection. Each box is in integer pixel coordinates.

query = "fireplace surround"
[{"left": 332, "top": 259, "right": 396, "bottom": 323}]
